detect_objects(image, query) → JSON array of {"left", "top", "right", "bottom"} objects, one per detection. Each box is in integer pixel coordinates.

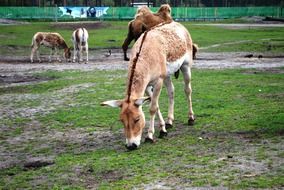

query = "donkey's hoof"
[
  {"left": 165, "top": 123, "right": 173, "bottom": 129},
  {"left": 124, "top": 57, "right": 130, "bottom": 61},
  {"left": 158, "top": 130, "right": 168, "bottom": 138},
  {"left": 188, "top": 118, "right": 195, "bottom": 126},
  {"left": 145, "top": 137, "right": 155, "bottom": 143}
]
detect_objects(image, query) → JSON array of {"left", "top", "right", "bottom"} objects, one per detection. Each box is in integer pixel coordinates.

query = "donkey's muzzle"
[{"left": 125, "top": 143, "right": 138, "bottom": 151}]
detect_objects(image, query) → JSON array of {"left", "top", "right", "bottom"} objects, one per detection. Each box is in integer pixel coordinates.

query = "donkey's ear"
[
  {"left": 101, "top": 100, "right": 123, "bottom": 108},
  {"left": 134, "top": 97, "right": 151, "bottom": 107}
]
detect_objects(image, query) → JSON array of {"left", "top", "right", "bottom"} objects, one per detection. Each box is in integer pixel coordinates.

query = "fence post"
[{"left": 55, "top": 4, "right": 58, "bottom": 22}]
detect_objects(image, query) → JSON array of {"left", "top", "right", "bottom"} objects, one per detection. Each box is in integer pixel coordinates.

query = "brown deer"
[{"left": 102, "top": 22, "right": 195, "bottom": 150}]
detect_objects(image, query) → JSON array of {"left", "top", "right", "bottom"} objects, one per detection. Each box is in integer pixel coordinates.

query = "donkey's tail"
[
  {"left": 31, "top": 38, "right": 34, "bottom": 48},
  {"left": 175, "top": 43, "right": 199, "bottom": 79},
  {"left": 192, "top": 43, "right": 198, "bottom": 60},
  {"left": 81, "top": 28, "right": 86, "bottom": 46}
]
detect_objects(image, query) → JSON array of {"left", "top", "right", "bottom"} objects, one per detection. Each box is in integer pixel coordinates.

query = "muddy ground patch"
[
  {"left": 0, "top": 74, "right": 54, "bottom": 85},
  {"left": 1, "top": 50, "right": 284, "bottom": 71}
]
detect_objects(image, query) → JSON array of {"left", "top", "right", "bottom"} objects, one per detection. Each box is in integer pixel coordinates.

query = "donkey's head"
[
  {"left": 64, "top": 47, "right": 71, "bottom": 62},
  {"left": 101, "top": 97, "right": 150, "bottom": 150}
]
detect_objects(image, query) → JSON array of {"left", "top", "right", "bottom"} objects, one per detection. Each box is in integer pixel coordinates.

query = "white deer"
[
  {"left": 72, "top": 28, "right": 89, "bottom": 64},
  {"left": 102, "top": 22, "right": 195, "bottom": 150}
]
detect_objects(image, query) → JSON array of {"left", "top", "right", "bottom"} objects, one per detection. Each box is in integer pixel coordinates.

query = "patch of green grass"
[
  {"left": 186, "top": 25, "right": 284, "bottom": 52},
  {"left": 236, "top": 175, "right": 284, "bottom": 189},
  {"left": 0, "top": 21, "right": 284, "bottom": 55},
  {"left": 0, "top": 68, "right": 283, "bottom": 189}
]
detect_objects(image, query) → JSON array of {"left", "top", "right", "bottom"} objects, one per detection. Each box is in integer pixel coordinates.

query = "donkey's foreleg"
[
  {"left": 181, "top": 65, "right": 195, "bottom": 125},
  {"left": 49, "top": 48, "right": 54, "bottom": 63},
  {"left": 54, "top": 48, "right": 62, "bottom": 62},
  {"left": 146, "top": 79, "right": 166, "bottom": 142},
  {"left": 164, "top": 76, "right": 175, "bottom": 129},
  {"left": 146, "top": 86, "right": 166, "bottom": 136}
]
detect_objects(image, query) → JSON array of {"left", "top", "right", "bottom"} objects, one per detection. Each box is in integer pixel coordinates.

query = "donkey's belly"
[
  {"left": 41, "top": 40, "right": 55, "bottom": 48},
  {"left": 166, "top": 53, "right": 189, "bottom": 76}
]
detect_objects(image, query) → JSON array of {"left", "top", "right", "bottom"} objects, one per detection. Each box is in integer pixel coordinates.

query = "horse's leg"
[
  {"left": 180, "top": 64, "right": 195, "bottom": 125},
  {"left": 164, "top": 76, "right": 175, "bottom": 129}
]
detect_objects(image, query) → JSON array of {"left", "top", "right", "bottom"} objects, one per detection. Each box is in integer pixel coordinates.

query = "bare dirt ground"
[{"left": 1, "top": 49, "right": 284, "bottom": 76}]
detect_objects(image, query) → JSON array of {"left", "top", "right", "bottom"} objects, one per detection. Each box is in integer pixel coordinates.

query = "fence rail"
[{"left": 0, "top": 6, "right": 282, "bottom": 21}]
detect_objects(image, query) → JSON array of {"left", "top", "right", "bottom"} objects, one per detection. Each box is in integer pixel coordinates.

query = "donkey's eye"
[{"left": 134, "top": 117, "right": 140, "bottom": 123}]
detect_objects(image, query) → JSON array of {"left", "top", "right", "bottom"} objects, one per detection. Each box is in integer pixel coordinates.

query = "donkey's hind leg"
[
  {"left": 72, "top": 42, "right": 77, "bottom": 63},
  {"left": 164, "top": 76, "right": 175, "bottom": 129},
  {"left": 180, "top": 64, "right": 195, "bottom": 125},
  {"left": 85, "top": 43, "right": 89, "bottom": 64},
  {"left": 30, "top": 48, "right": 36, "bottom": 63},
  {"left": 31, "top": 45, "right": 41, "bottom": 63}
]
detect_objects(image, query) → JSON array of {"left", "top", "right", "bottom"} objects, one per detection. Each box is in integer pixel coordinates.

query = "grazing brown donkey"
[
  {"left": 30, "top": 32, "right": 71, "bottom": 63},
  {"left": 122, "top": 4, "right": 173, "bottom": 61},
  {"left": 102, "top": 22, "right": 195, "bottom": 150}
]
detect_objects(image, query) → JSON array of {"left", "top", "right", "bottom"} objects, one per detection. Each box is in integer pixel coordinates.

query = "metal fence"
[{"left": 0, "top": 6, "right": 282, "bottom": 21}]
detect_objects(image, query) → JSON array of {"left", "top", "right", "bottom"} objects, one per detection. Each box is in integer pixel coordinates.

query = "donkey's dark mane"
[
  {"left": 126, "top": 31, "right": 148, "bottom": 103},
  {"left": 126, "top": 21, "right": 172, "bottom": 102}
]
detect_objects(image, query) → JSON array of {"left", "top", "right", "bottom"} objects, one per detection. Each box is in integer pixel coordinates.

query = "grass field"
[
  {"left": 1, "top": 68, "right": 283, "bottom": 189},
  {"left": 0, "top": 21, "right": 284, "bottom": 55},
  {"left": 0, "top": 20, "right": 284, "bottom": 189}
]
